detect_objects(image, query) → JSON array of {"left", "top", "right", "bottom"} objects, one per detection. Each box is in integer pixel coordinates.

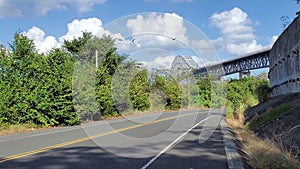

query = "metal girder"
[
  {"left": 193, "top": 48, "right": 271, "bottom": 77},
  {"left": 171, "top": 55, "right": 200, "bottom": 71}
]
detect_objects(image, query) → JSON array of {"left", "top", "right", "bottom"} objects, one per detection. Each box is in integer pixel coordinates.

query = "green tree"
[
  {"left": 41, "top": 49, "right": 79, "bottom": 126},
  {"left": 0, "top": 34, "right": 79, "bottom": 126},
  {"left": 63, "top": 32, "right": 92, "bottom": 58},
  {"left": 72, "top": 62, "right": 99, "bottom": 121},
  {"left": 0, "top": 45, "right": 11, "bottom": 125},
  {"left": 129, "top": 69, "right": 150, "bottom": 111},
  {"left": 7, "top": 33, "right": 40, "bottom": 124},
  {"left": 151, "top": 74, "right": 182, "bottom": 110},
  {"left": 197, "top": 76, "right": 212, "bottom": 108},
  {"left": 225, "top": 76, "right": 270, "bottom": 118},
  {"left": 65, "top": 34, "right": 126, "bottom": 119},
  {"left": 94, "top": 37, "right": 126, "bottom": 117}
]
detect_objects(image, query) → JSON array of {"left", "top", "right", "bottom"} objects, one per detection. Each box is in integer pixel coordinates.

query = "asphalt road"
[{"left": 0, "top": 109, "right": 228, "bottom": 169}]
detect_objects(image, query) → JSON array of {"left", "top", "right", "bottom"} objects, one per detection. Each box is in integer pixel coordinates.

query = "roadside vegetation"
[
  {"left": 228, "top": 118, "right": 300, "bottom": 169},
  {"left": 0, "top": 33, "right": 299, "bottom": 168},
  {"left": 246, "top": 104, "right": 292, "bottom": 130},
  {"left": 225, "top": 77, "right": 300, "bottom": 169},
  {"left": 0, "top": 123, "right": 42, "bottom": 136},
  {"left": 0, "top": 32, "right": 186, "bottom": 129}
]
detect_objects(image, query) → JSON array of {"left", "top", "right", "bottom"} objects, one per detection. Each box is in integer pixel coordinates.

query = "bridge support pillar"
[{"left": 239, "top": 71, "right": 250, "bottom": 79}]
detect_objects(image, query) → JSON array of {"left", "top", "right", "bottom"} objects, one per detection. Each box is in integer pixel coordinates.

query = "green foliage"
[
  {"left": 63, "top": 31, "right": 92, "bottom": 57},
  {"left": 195, "top": 76, "right": 227, "bottom": 109},
  {"left": 72, "top": 63, "right": 99, "bottom": 121},
  {"left": 225, "top": 77, "right": 270, "bottom": 118},
  {"left": 0, "top": 46, "right": 11, "bottom": 125},
  {"left": 0, "top": 33, "right": 190, "bottom": 126},
  {"left": 95, "top": 71, "right": 117, "bottom": 117},
  {"left": 68, "top": 34, "right": 135, "bottom": 119},
  {"left": 94, "top": 37, "right": 126, "bottom": 117},
  {"left": 256, "top": 80, "right": 270, "bottom": 102},
  {"left": 0, "top": 32, "right": 272, "bottom": 129},
  {"left": 0, "top": 33, "right": 79, "bottom": 127},
  {"left": 129, "top": 69, "right": 150, "bottom": 111},
  {"left": 152, "top": 74, "right": 182, "bottom": 110},
  {"left": 211, "top": 81, "right": 226, "bottom": 108},
  {"left": 42, "top": 48, "right": 79, "bottom": 126},
  {"left": 194, "top": 75, "right": 269, "bottom": 118},
  {"left": 197, "top": 76, "right": 212, "bottom": 107}
]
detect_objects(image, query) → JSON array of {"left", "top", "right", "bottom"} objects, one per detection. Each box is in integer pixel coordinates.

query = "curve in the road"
[{"left": 0, "top": 111, "right": 198, "bottom": 163}]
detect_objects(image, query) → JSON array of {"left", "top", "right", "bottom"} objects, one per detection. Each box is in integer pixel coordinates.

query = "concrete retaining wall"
[{"left": 269, "top": 15, "right": 300, "bottom": 97}]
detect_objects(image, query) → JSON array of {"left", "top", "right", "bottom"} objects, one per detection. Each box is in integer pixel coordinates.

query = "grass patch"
[
  {"left": 0, "top": 123, "right": 42, "bottom": 136},
  {"left": 246, "top": 104, "right": 292, "bottom": 130},
  {"left": 227, "top": 118, "right": 300, "bottom": 169}
]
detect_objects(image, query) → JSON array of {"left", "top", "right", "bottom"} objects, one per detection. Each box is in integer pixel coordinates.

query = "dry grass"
[
  {"left": 227, "top": 117, "right": 300, "bottom": 169},
  {"left": 0, "top": 123, "right": 42, "bottom": 136},
  {"left": 246, "top": 104, "right": 292, "bottom": 130}
]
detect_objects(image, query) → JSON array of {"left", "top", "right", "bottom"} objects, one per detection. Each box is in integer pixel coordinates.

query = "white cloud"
[
  {"left": 270, "top": 35, "right": 278, "bottom": 45},
  {"left": 115, "top": 40, "right": 141, "bottom": 53},
  {"left": 139, "top": 55, "right": 175, "bottom": 69},
  {"left": 210, "top": 7, "right": 263, "bottom": 56},
  {"left": 126, "top": 13, "right": 189, "bottom": 50},
  {"left": 24, "top": 17, "right": 123, "bottom": 54},
  {"left": 0, "top": 0, "right": 106, "bottom": 17},
  {"left": 122, "top": 12, "right": 220, "bottom": 66},
  {"left": 190, "top": 55, "right": 222, "bottom": 67},
  {"left": 227, "top": 40, "right": 263, "bottom": 56},
  {"left": 59, "top": 17, "right": 122, "bottom": 43},
  {"left": 191, "top": 39, "right": 218, "bottom": 62},
  {"left": 24, "top": 26, "right": 60, "bottom": 54}
]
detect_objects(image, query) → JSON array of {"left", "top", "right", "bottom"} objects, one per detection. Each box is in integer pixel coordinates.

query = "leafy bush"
[
  {"left": 225, "top": 77, "right": 270, "bottom": 119},
  {"left": 129, "top": 69, "right": 150, "bottom": 111},
  {"left": 0, "top": 34, "right": 79, "bottom": 127},
  {"left": 151, "top": 74, "right": 182, "bottom": 110}
]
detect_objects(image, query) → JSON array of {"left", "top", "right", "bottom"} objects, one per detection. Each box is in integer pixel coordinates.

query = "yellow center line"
[{"left": 0, "top": 111, "right": 198, "bottom": 163}]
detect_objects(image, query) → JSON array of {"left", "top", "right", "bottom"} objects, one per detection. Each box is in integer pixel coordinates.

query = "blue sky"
[{"left": 0, "top": 0, "right": 299, "bottom": 71}]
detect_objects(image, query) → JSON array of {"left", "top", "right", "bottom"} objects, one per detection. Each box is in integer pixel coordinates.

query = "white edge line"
[{"left": 140, "top": 115, "right": 217, "bottom": 169}]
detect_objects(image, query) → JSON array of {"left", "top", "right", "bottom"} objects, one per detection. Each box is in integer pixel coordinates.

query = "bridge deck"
[{"left": 193, "top": 47, "right": 271, "bottom": 77}]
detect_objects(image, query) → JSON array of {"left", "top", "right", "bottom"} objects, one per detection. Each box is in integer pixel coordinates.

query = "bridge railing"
[{"left": 193, "top": 47, "right": 271, "bottom": 77}]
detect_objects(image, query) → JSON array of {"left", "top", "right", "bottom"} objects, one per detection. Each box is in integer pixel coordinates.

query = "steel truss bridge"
[{"left": 171, "top": 47, "right": 271, "bottom": 78}]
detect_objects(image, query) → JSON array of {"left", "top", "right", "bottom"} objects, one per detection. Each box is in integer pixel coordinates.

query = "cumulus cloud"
[
  {"left": 24, "top": 17, "right": 122, "bottom": 54},
  {"left": 139, "top": 55, "right": 175, "bottom": 69},
  {"left": 0, "top": 0, "right": 106, "bottom": 17},
  {"left": 115, "top": 40, "right": 141, "bottom": 53},
  {"left": 210, "top": 7, "right": 263, "bottom": 56},
  {"left": 59, "top": 17, "right": 122, "bottom": 43},
  {"left": 122, "top": 12, "right": 219, "bottom": 66},
  {"left": 191, "top": 39, "right": 218, "bottom": 63},
  {"left": 191, "top": 56, "right": 203, "bottom": 65},
  {"left": 126, "top": 13, "right": 189, "bottom": 50},
  {"left": 24, "top": 26, "right": 60, "bottom": 54}
]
